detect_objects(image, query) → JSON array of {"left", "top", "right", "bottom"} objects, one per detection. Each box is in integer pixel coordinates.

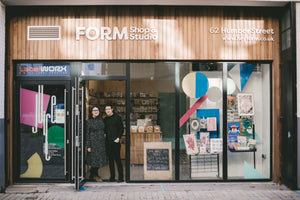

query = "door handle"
[{"left": 64, "top": 89, "right": 67, "bottom": 176}]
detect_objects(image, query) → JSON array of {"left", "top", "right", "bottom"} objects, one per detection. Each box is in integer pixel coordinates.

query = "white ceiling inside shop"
[{"left": 0, "top": 0, "right": 292, "bottom": 6}]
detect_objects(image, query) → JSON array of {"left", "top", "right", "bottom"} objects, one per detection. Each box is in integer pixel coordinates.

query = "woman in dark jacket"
[{"left": 86, "top": 106, "right": 107, "bottom": 182}]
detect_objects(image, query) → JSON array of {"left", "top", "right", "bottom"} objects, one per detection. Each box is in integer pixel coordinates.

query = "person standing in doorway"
[
  {"left": 86, "top": 106, "right": 107, "bottom": 182},
  {"left": 104, "top": 104, "right": 124, "bottom": 182}
]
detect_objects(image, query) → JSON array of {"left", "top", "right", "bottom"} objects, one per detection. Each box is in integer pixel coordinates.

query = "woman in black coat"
[{"left": 86, "top": 106, "right": 107, "bottom": 181}]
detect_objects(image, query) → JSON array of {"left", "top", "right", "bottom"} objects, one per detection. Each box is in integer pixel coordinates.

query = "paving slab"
[{"left": 1, "top": 182, "right": 300, "bottom": 200}]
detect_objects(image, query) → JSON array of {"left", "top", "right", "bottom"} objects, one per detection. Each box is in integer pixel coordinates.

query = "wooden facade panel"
[
  {"left": 6, "top": 6, "right": 281, "bottom": 183},
  {"left": 8, "top": 6, "right": 279, "bottom": 61}
]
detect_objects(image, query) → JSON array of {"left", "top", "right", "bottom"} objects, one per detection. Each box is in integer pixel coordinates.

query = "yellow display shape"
[{"left": 20, "top": 152, "right": 43, "bottom": 178}]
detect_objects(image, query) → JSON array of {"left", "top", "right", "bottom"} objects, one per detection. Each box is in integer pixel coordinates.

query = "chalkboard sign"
[{"left": 146, "top": 149, "right": 169, "bottom": 170}]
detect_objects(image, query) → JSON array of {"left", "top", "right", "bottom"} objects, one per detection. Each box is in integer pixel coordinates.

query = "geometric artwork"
[
  {"left": 197, "top": 109, "right": 220, "bottom": 138},
  {"left": 244, "top": 161, "right": 266, "bottom": 179},
  {"left": 228, "top": 63, "right": 256, "bottom": 92},
  {"left": 182, "top": 72, "right": 209, "bottom": 99},
  {"left": 47, "top": 126, "right": 65, "bottom": 148},
  {"left": 237, "top": 93, "right": 254, "bottom": 116},
  {"left": 20, "top": 88, "right": 50, "bottom": 128},
  {"left": 20, "top": 152, "right": 43, "bottom": 178}
]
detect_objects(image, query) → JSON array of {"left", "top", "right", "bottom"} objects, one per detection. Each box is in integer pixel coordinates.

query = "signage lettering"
[
  {"left": 209, "top": 26, "right": 275, "bottom": 42},
  {"left": 76, "top": 26, "right": 158, "bottom": 41},
  {"left": 17, "top": 63, "right": 70, "bottom": 76}
]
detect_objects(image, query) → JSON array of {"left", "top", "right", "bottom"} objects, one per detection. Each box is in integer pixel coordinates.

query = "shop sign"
[
  {"left": 209, "top": 26, "right": 275, "bottom": 42},
  {"left": 17, "top": 63, "right": 70, "bottom": 76},
  {"left": 76, "top": 26, "right": 158, "bottom": 41}
]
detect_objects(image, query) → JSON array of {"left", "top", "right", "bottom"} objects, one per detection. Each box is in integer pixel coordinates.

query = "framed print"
[
  {"left": 228, "top": 122, "right": 241, "bottom": 135},
  {"left": 207, "top": 117, "right": 217, "bottom": 131},
  {"left": 237, "top": 93, "right": 254, "bottom": 116},
  {"left": 190, "top": 118, "right": 200, "bottom": 132},
  {"left": 183, "top": 134, "right": 199, "bottom": 155}
]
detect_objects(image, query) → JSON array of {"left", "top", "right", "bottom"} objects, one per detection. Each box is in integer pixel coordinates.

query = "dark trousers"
[
  {"left": 90, "top": 167, "right": 99, "bottom": 178},
  {"left": 106, "top": 141, "right": 123, "bottom": 180}
]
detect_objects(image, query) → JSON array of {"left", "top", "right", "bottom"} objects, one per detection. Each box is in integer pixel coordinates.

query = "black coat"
[{"left": 86, "top": 118, "right": 107, "bottom": 168}]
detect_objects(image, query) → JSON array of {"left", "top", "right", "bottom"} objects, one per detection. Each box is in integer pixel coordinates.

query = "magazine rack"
[{"left": 228, "top": 124, "right": 257, "bottom": 168}]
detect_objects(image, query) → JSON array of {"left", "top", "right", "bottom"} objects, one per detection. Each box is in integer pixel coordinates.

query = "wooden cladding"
[{"left": 8, "top": 6, "right": 280, "bottom": 60}]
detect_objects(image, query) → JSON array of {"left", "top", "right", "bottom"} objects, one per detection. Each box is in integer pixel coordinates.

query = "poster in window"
[
  {"left": 227, "top": 96, "right": 237, "bottom": 111},
  {"left": 241, "top": 119, "right": 253, "bottom": 135},
  {"left": 228, "top": 122, "right": 241, "bottom": 136},
  {"left": 199, "top": 132, "right": 210, "bottom": 153},
  {"left": 207, "top": 117, "right": 217, "bottom": 131},
  {"left": 183, "top": 134, "right": 199, "bottom": 155},
  {"left": 237, "top": 93, "right": 254, "bottom": 116}
]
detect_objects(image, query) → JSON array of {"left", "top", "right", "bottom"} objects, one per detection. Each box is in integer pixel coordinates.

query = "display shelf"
[{"left": 228, "top": 148, "right": 256, "bottom": 152}]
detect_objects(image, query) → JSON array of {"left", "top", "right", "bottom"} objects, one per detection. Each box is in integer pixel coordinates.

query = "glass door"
[
  {"left": 17, "top": 81, "right": 69, "bottom": 180},
  {"left": 72, "top": 79, "right": 86, "bottom": 190}
]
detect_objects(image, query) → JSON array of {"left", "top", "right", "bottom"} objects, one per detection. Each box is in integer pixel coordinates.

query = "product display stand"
[{"left": 228, "top": 124, "right": 257, "bottom": 168}]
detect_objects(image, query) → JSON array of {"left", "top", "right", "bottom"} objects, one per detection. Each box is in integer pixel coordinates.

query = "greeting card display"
[
  {"left": 237, "top": 136, "right": 247, "bottom": 147},
  {"left": 228, "top": 135, "right": 239, "bottom": 150},
  {"left": 210, "top": 138, "right": 222, "bottom": 153},
  {"left": 228, "top": 122, "right": 241, "bottom": 136},
  {"left": 241, "top": 119, "right": 253, "bottom": 135},
  {"left": 227, "top": 96, "right": 237, "bottom": 111},
  {"left": 199, "top": 132, "right": 210, "bottom": 153},
  {"left": 237, "top": 93, "right": 254, "bottom": 116},
  {"left": 183, "top": 134, "right": 199, "bottom": 155}
]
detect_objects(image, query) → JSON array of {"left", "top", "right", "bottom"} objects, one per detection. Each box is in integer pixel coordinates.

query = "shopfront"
[{"left": 6, "top": 6, "right": 280, "bottom": 189}]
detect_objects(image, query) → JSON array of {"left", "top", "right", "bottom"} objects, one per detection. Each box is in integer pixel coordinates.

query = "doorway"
[{"left": 81, "top": 80, "right": 127, "bottom": 182}]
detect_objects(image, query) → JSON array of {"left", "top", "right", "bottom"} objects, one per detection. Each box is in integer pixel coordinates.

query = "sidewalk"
[{"left": 1, "top": 182, "right": 300, "bottom": 200}]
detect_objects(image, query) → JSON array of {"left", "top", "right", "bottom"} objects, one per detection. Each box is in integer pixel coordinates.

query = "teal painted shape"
[
  {"left": 47, "top": 126, "right": 64, "bottom": 148},
  {"left": 244, "top": 161, "right": 266, "bottom": 179},
  {"left": 195, "top": 72, "right": 209, "bottom": 98},
  {"left": 254, "top": 132, "right": 262, "bottom": 143},
  {"left": 240, "top": 64, "right": 256, "bottom": 91}
]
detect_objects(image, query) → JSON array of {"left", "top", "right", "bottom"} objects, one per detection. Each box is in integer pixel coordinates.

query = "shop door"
[
  {"left": 16, "top": 81, "right": 69, "bottom": 181},
  {"left": 75, "top": 79, "right": 127, "bottom": 184},
  {"left": 71, "top": 79, "right": 86, "bottom": 190}
]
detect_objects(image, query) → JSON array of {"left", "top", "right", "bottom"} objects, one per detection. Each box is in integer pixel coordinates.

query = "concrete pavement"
[{"left": 0, "top": 182, "right": 300, "bottom": 200}]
